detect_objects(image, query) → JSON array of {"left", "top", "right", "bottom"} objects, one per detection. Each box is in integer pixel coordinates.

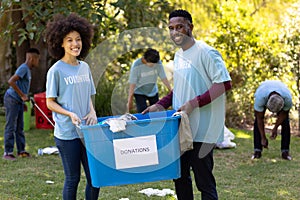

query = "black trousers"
[
  {"left": 134, "top": 93, "right": 159, "bottom": 113},
  {"left": 174, "top": 142, "right": 218, "bottom": 200},
  {"left": 253, "top": 115, "right": 291, "bottom": 152}
]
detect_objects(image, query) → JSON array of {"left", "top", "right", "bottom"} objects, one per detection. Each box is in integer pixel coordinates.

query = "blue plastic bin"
[{"left": 79, "top": 110, "right": 181, "bottom": 187}]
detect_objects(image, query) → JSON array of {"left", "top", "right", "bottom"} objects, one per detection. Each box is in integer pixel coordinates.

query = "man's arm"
[
  {"left": 270, "top": 110, "right": 289, "bottom": 139},
  {"left": 178, "top": 81, "right": 232, "bottom": 114},
  {"left": 157, "top": 90, "right": 173, "bottom": 108},
  {"left": 141, "top": 90, "right": 173, "bottom": 114},
  {"left": 127, "top": 83, "right": 136, "bottom": 112},
  {"left": 255, "top": 110, "right": 268, "bottom": 148},
  {"left": 143, "top": 81, "right": 231, "bottom": 114},
  {"left": 161, "top": 78, "right": 172, "bottom": 92},
  {"left": 8, "top": 74, "right": 28, "bottom": 101}
]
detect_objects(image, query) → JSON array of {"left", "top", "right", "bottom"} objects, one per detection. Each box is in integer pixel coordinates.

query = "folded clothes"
[
  {"left": 118, "top": 113, "right": 138, "bottom": 121},
  {"left": 102, "top": 113, "right": 137, "bottom": 133},
  {"left": 104, "top": 118, "right": 127, "bottom": 133}
]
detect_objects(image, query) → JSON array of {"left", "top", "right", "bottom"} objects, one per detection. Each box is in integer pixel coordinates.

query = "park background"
[
  {"left": 0, "top": 0, "right": 300, "bottom": 199},
  {"left": 0, "top": 0, "right": 300, "bottom": 132}
]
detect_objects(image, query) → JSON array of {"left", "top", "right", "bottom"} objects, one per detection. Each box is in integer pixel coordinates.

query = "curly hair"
[
  {"left": 45, "top": 13, "right": 94, "bottom": 60},
  {"left": 169, "top": 9, "right": 193, "bottom": 24}
]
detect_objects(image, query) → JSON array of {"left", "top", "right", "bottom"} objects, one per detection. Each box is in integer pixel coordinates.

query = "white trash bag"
[{"left": 216, "top": 126, "right": 236, "bottom": 149}]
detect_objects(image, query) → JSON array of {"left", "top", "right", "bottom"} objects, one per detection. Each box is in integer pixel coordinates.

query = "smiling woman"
[
  {"left": 44, "top": 13, "right": 100, "bottom": 200},
  {"left": 61, "top": 31, "right": 82, "bottom": 65},
  {"left": 45, "top": 13, "right": 93, "bottom": 61}
]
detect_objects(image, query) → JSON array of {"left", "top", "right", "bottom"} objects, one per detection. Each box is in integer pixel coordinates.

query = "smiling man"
[{"left": 142, "top": 9, "right": 232, "bottom": 200}]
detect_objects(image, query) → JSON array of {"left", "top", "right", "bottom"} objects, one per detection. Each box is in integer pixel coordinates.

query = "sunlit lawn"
[{"left": 0, "top": 115, "right": 299, "bottom": 200}]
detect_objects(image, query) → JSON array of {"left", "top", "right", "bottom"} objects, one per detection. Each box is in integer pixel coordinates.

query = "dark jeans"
[
  {"left": 55, "top": 137, "right": 100, "bottom": 200},
  {"left": 174, "top": 142, "right": 218, "bottom": 200},
  {"left": 134, "top": 93, "right": 159, "bottom": 113},
  {"left": 4, "top": 92, "right": 25, "bottom": 154},
  {"left": 253, "top": 115, "right": 291, "bottom": 152}
]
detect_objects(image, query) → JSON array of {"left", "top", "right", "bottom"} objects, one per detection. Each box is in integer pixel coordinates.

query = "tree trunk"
[
  {"left": 29, "top": 39, "right": 48, "bottom": 94},
  {"left": 11, "top": 4, "right": 48, "bottom": 94},
  {"left": 12, "top": 5, "right": 29, "bottom": 68},
  {"left": 0, "top": 8, "right": 12, "bottom": 86},
  {"left": 298, "top": 52, "right": 300, "bottom": 136}
]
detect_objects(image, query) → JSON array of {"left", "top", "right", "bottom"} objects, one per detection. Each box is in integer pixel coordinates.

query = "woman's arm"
[{"left": 46, "top": 97, "right": 81, "bottom": 125}]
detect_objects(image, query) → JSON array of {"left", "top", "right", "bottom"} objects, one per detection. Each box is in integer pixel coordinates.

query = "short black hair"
[
  {"left": 169, "top": 9, "right": 193, "bottom": 24},
  {"left": 27, "top": 48, "right": 40, "bottom": 55},
  {"left": 143, "top": 48, "right": 160, "bottom": 63}
]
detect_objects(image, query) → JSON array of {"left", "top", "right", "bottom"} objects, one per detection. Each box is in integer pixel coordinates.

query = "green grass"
[{"left": 0, "top": 115, "right": 300, "bottom": 200}]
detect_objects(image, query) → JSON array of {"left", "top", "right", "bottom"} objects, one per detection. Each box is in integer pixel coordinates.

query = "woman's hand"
[
  {"left": 83, "top": 110, "right": 97, "bottom": 125},
  {"left": 69, "top": 112, "right": 81, "bottom": 126}
]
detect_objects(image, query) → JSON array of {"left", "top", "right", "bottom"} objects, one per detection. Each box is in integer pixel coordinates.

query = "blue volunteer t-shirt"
[
  {"left": 173, "top": 40, "right": 231, "bottom": 143},
  {"left": 6, "top": 63, "right": 31, "bottom": 103},
  {"left": 254, "top": 80, "right": 292, "bottom": 112},
  {"left": 46, "top": 60, "right": 96, "bottom": 140},
  {"left": 129, "top": 58, "right": 167, "bottom": 97}
]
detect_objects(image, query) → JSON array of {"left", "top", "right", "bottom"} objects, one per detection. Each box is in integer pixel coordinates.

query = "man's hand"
[
  {"left": 177, "top": 101, "right": 194, "bottom": 116},
  {"left": 270, "top": 127, "right": 278, "bottom": 140},
  {"left": 270, "top": 110, "right": 288, "bottom": 139},
  {"left": 21, "top": 94, "right": 29, "bottom": 102},
  {"left": 141, "top": 104, "right": 164, "bottom": 114},
  {"left": 261, "top": 138, "right": 268, "bottom": 149}
]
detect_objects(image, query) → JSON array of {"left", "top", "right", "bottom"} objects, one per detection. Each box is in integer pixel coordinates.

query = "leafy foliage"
[
  {"left": 205, "top": 1, "right": 299, "bottom": 127},
  {"left": 1, "top": 0, "right": 300, "bottom": 129}
]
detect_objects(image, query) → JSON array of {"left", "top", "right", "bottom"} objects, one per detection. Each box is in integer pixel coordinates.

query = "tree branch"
[{"left": 250, "top": 0, "right": 267, "bottom": 16}]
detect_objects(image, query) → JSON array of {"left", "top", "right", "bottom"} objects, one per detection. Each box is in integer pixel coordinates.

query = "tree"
[
  {"left": 0, "top": 0, "right": 112, "bottom": 93},
  {"left": 204, "top": 0, "right": 298, "bottom": 127},
  {"left": 0, "top": 5, "right": 11, "bottom": 85},
  {"left": 279, "top": 2, "right": 300, "bottom": 134},
  {"left": 0, "top": 0, "right": 174, "bottom": 115},
  {"left": 1, "top": 0, "right": 299, "bottom": 128}
]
